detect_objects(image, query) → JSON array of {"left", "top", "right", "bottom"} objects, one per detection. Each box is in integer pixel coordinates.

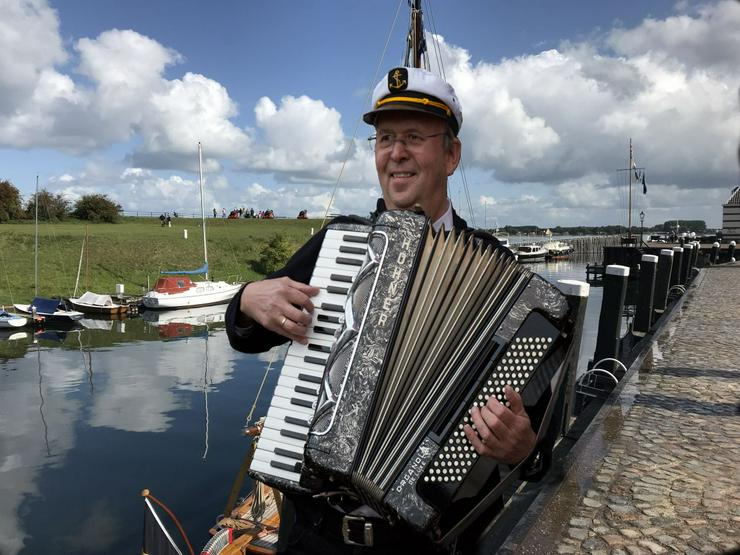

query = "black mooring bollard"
[
  {"left": 681, "top": 243, "right": 693, "bottom": 285},
  {"left": 728, "top": 240, "right": 736, "bottom": 263},
  {"left": 710, "top": 242, "right": 720, "bottom": 264},
  {"left": 653, "top": 249, "right": 673, "bottom": 320},
  {"left": 692, "top": 241, "right": 701, "bottom": 274},
  {"left": 593, "top": 264, "right": 629, "bottom": 376},
  {"left": 555, "top": 279, "right": 590, "bottom": 436},
  {"left": 633, "top": 254, "right": 657, "bottom": 337},
  {"left": 669, "top": 247, "right": 683, "bottom": 289}
]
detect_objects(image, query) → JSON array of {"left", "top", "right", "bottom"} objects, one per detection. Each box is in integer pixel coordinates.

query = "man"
[{"left": 226, "top": 67, "right": 552, "bottom": 553}]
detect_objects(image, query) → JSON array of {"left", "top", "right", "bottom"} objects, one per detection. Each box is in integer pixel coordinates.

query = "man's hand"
[
  {"left": 239, "top": 277, "right": 320, "bottom": 344},
  {"left": 463, "top": 385, "right": 537, "bottom": 465}
]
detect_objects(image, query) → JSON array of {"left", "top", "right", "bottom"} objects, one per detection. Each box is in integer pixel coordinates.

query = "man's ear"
[{"left": 447, "top": 137, "right": 462, "bottom": 176}]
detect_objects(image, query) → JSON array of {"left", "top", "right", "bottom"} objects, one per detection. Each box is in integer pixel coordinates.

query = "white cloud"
[{"left": 424, "top": 0, "right": 739, "bottom": 189}]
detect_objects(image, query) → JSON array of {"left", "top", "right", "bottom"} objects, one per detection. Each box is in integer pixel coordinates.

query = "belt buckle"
[{"left": 342, "top": 515, "right": 374, "bottom": 547}]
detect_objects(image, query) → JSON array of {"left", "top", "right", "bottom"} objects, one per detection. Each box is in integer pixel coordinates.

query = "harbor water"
[{"left": 0, "top": 257, "right": 604, "bottom": 554}]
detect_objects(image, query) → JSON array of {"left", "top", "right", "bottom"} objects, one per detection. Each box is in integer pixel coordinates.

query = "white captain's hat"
[{"left": 363, "top": 67, "right": 463, "bottom": 136}]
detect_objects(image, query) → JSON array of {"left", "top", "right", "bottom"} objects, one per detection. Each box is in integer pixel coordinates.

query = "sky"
[{"left": 0, "top": 0, "right": 738, "bottom": 229}]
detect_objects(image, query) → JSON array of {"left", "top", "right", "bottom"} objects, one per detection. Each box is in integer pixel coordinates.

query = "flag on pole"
[
  {"left": 642, "top": 174, "right": 647, "bottom": 195},
  {"left": 142, "top": 497, "right": 182, "bottom": 555}
]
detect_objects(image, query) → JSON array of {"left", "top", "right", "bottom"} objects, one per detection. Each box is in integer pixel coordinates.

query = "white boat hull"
[
  {"left": 142, "top": 281, "right": 242, "bottom": 309},
  {"left": 0, "top": 315, "right": 27, "bottom": 328}
]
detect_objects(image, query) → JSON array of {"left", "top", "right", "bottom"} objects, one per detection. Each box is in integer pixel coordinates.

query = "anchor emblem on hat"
[{"left": 388, "top": 68, "right": 408, "bottom": 91}]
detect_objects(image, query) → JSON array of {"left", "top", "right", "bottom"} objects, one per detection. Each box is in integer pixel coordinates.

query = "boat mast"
[
  {"left": 34, "top": 174, "right": 39, "bottom": 298},
  {"left": 405, "top": 0, "right": 424, "bottom": 68},
  {"left": 198, "top": 142, "right": 209, "bottom": 281},
  {"left": 628, "top": 138, "right": 633, "bottom": 241}
]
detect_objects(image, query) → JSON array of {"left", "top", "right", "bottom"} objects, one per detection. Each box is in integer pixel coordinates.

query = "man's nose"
[{"left": 389, "top": 139, "right": 409, "bottom": 159}]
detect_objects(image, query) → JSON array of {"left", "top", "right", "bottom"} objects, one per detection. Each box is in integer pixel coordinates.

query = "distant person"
[
  {"left": 222, "top": 208, "right": 227, "bottom": 218},
  {"left": 213, "top": 208, "right": 217, "bottom": 218}
]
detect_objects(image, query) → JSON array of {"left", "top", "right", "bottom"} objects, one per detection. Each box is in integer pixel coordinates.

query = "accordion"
[{"left": 249, "top": 210, "right": 586, "bottom": 541}]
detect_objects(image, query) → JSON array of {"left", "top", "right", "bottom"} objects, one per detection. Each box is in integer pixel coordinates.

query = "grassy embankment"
[{"left": 0, "top": 216, "right": 321, "bottom": 306}]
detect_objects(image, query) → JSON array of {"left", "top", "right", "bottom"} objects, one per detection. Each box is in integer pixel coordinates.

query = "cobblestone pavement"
[{"left": 510, "top": 266, "right": 740, "bottom": 555}]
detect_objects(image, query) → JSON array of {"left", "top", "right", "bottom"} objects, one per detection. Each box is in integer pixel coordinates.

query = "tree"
[
  {"left": 256, "top": 234, "right": 296, "bottom": 274},
  {"left": 73, "top": 194, "right": 122, "bottom": 223},
  {"left": 25, "top": 189, "right": 70, "bottom": 221},
  {"left": 0, "top": 179, "right": 24, "bottom": 222}
]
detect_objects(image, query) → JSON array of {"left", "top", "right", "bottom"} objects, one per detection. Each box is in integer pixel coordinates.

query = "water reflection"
[{"left": 0, "top": 260, "right": 600, "bottom": 555}]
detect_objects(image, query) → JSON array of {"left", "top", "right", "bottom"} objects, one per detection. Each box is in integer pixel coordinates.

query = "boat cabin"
[{"left": 152, "top": 276, "right": 197, "bottom": 294}]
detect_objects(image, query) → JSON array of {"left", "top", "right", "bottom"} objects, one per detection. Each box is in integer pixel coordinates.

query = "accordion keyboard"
[{"left": 249, "top": 227, "right": 370, "bottom": 489}]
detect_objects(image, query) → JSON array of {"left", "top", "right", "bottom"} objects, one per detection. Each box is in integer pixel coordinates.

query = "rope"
[
  {"left": 141, "top": 489, "right": 195, "bottom": 555},
  {"left": 243, "top": 347, "right": 279, "bottom": 427},
  {"left": 320, "top": 0, "right": 405, "bottom": 229}
]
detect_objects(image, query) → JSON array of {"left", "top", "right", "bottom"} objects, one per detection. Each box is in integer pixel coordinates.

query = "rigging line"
[
  {"left": 424, "top": 0, "right": 445, "bottom": 75},
  {"left": 243, "top": 345, "right": 279, "bottom": 428},
  {"left": 202, "top": 332, "right": 209, "bottom": 460},
  {"left": 423, "top": 0, "right": 476, "bottom": 227},
  {"left": 320, "top": 0, "right": 405, "bottom": 229},
  {"left": 37, "top": 342, "right": 51, "bottom": 457}
]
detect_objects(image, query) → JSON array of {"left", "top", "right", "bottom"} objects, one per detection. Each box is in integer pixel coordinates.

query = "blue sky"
[{"left": 1, "top": 0, "right": 738, "bottom": 228}]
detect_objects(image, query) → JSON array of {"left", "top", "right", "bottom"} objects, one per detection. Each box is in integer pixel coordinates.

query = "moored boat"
[
  {"left": 0, "top": 309, "right": 28, "bottom": 328},
  {"left": 142, "top": 276, "right": 242, "bottom": 309},
  {"left": 142, "top": 143, "right": 242, "bottom": 310},
  {"left": 69, "top": 291, "right": 128, "bottom": 315},
  {"left": 13, "top": 297, "right": 83, "bottom": 323},
  {"left": 543, "top": 240, "right": 574, "bottom": 259},
  {"left": 513, "top": 244, "right": 548, "bottom": 262}
]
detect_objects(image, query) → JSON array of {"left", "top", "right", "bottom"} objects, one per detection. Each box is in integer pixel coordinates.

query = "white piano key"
[
  {"left": 260, "top": 425, "right": 308, "bottom": 450},
  {"left": 249, "top": 457, "right": 301, "bottom": 484},
  {"left": 274, "top": 384, "right": 317, "bottom": 406},
  {"left": 269, "top": 394, "right": 315, "bottom": 416},
  {"left": 264, "top": 405, "right": 312, "bottom": 429},
  {"left": 277, "top": 375, "right": 320, "bottom": 398}
]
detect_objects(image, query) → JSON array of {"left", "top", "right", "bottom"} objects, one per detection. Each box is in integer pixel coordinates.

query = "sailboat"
[
  {"left": 142, "top": 143, "right": 242, "bottom": 309},
  {"left": 13, "top": 176, "right": 84, "bottom": 324}
]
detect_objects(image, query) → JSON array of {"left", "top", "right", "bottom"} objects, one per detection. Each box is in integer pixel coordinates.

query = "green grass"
[{"left": 0, "top": 216, "right": 324, "bottom": 305}]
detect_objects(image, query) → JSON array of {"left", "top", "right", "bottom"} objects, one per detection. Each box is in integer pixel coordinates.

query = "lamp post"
[{"left": 639, "top": 210, "right": 645, "bottom": 247}]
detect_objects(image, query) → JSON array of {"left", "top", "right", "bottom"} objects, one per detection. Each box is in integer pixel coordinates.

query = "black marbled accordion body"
[{"left": 250, "top": 210, "right": 579, "bottom": 540}]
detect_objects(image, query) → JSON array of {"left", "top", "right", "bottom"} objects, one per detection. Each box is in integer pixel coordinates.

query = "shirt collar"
[{"left": 432, "top": 198, "right": 454, "bottom": 232}]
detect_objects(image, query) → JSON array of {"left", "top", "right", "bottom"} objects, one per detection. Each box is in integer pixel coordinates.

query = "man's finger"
[{"left": 504, "top": 385, "right": 526, "bottom": 416}]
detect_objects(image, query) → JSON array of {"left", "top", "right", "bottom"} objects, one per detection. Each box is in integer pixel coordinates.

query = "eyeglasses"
[{"left": 368, "top": 132, "right": 448, "bottom": 151}]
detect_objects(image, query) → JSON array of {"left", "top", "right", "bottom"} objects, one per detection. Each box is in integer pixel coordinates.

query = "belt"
[{"left": 319, "top": 504, "right": 411, "bottom": 548}]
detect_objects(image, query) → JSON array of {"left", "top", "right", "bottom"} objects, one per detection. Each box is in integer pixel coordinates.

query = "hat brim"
[{"left": 363, "top": 102, "right": 459, "bottom": 136}]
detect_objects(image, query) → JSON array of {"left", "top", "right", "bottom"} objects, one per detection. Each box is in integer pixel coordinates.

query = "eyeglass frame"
[{"left": 367, "top": 131, "right": 450, "bottom": 151}]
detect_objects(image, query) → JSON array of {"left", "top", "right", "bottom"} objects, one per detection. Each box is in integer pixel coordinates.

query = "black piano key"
[
  {"left": 291, "top": 397, "right": 314, "bottom": 408},
  {"left": 327, "top": 285, "right": 349, "bottom": 295},
  {"left": 303, "top": 355, "right": 327, "bottom": 367},
  {"left": 339, "top": 245, "right": 367, "bottom": 255},
  {"left": 336, "top": 256, "right": 363, "bottom": 267},
  {"left": 271, "top": 460, "right": 302, "bottom": 473},
  {"left": 281, "top": 429, "right": 308, "bottom": 441},
  {"left": 295, "top": 385, "right": 319, "bottom": 396},
  {"left": 321, "top": 303, "right": 343, "bottom": 313},
  {"left": 308, "top": 343, "right": 331, "bottom": 353},
  {"left": 330, "top": 273, "right": 353, "bottom": 283},
  {"left": 317, "top": 314, "right": 341, "bottom": 324},
  {"left": 275, "top": 447, "right": 303, "bottom": 461},
  {"left": 285, "top": 415, "right": 311, "bottom": 427},
  {"left": 298, "top": 373, "right": 322, "bottom": 384},
  {"left": 343, "top": 234, "right": 368, "bottom": 244},
  {"left": 313, "top": 325, "right": 336, "bottom": 336}
]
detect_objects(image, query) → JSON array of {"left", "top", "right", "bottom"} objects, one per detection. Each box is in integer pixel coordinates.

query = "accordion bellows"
[{"left": 300, "top": 210, "right": 576, "bottom": 536}]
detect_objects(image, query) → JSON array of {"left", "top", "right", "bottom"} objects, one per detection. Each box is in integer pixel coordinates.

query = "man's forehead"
[{"left": 374, "top": 112, "right": 446, "bottom": 132}]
